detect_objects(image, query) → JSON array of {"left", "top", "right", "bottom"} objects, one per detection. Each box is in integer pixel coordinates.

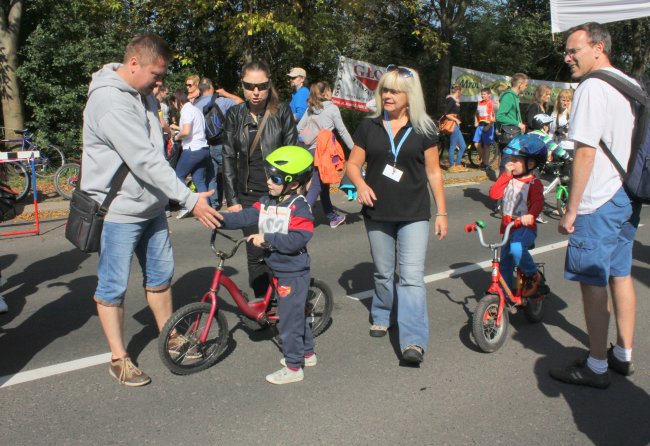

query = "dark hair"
[
  {"left": 565, "top": 22, "right": 612, "bottom": 55},
  {"left": 481, "top": 87, "right": 491, "bottom": 94},
  {"left": 450, "top": 84, "right": 462, "bottom": 94},
  {"left": 123, "top": 34, "right": 172, "bottom": 65},
  {"left": 307, "top": 81, "right": 331, "bottom": 112},
  {"left": 510, "top": 73, "right": 529, "bottom": 87},
  {"left": 172, "top": 88, "right": 188, "bottom": 107},
  {"left": 241, "top": 60, "right": 280, "bottom": 114},
  {"left": 199, "top": 77, "right": 213, "bottom": 94}
]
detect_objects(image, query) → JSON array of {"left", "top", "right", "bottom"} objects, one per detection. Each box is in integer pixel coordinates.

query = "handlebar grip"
[{"left": 464, "top": 224, "right": 476, "bottom": 233}]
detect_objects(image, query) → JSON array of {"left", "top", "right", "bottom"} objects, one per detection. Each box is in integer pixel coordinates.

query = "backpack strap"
[{"left": 207, "top": 93, "right": 226, "bottom": 122}]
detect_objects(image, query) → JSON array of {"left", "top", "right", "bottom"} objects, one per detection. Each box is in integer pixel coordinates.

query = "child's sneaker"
[
  {"left": 329, "top": 213, "right": 346, "bottom": 228},
  {"left": 265, "top": 366, "right": 304, "bottom": 385},
  {"left": 522, "top": 272, "right": 542, "bottom": 297},
  {"left": 0, "top": 294, "right": 8, "bottom": 314},
  {"left": 280, "top": 354, "right": 317, "bottom": 367}
]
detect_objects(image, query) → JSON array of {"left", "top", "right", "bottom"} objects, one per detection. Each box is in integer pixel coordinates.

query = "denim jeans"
[
  {"left": 175, "top": 147, "right": 209, "bottom": 193},
  {"left": 206, "top": 144, "right": 223, "bottom": 209},
  {"left": 449, "top": 125, "right": 467, "bottom": 166},
  {"left": 306, "top": 167, "right": 335, "bottom": 219},
  {"left": 499, "top": 228, "right": 537, "bottom": 291},
  {"left": 364, "top": 218, "right": 430, "bottom": 352},
  {"left": 95, "top": 212, "right": 174, "bottom": 306}
]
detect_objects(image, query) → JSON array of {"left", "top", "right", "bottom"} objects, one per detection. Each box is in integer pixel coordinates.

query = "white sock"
[
  {"left": 587, "top": 355, "right": 608, "bottom": 375},
  {"left": 613, "top": 344, "right": 632, "bottom": 362}
]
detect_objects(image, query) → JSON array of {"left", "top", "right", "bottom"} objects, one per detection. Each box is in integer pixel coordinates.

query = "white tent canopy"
[{"left": 550, "top": 0, "right": 650, "bottom": 33}]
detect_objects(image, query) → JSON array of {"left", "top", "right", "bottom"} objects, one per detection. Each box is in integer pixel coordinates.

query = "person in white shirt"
[{"left": 550, "top": 22, "right": 641, "bottom": 389}]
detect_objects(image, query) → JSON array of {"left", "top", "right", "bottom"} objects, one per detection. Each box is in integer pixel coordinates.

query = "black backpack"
[
  {"left": 580, "top": 70, "right": 650, "bottom": 203},
  {"left": 204, "top": 94, "right": 227, "bottom": 145}
]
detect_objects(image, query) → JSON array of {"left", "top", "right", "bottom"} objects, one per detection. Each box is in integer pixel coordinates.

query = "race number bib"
[
  {"left": 258, "top": 205, "right": 291, "bottom": 235},
  {"left": 502, "top": 180, "right": 530, "bottom": 217}
]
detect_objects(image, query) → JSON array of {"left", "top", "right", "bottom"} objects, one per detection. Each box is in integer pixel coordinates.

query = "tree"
[{"left": 0, "top": 0, "right": 24, "bottom": 140}]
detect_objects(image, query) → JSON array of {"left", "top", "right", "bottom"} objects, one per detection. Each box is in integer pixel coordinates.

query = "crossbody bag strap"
[
  {"left": 249, "top": 109, "right": 271, "bottom": 157},
  {"left": 98, "top": 164, "right": 130, "bottom": 215}
]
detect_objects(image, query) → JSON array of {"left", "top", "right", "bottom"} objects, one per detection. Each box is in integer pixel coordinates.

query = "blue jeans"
[
  {"left": 365, "top": 218, "right": 430, "bottom": 352},
  {"left": 206, "top": 144, "right": 223, "bottom": 209},
  {"left": 95, "top": 213, "right": 174, "bottom": 306},
  {"left": 449, "top": 125, "right": 467, "bottom": 166},
  {"left": 499, "top": 228, "right": 537, "bottom": 291},
  {"left": 306, "top": 167, "right": 335, "bottom": 219},
  {"left": 176, "top": 147, "right": 209, "bottom": 193}
]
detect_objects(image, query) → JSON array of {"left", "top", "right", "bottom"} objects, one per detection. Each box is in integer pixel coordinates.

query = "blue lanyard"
[{"left": 384, "top": 111, "right": 412, "bottom": 166}]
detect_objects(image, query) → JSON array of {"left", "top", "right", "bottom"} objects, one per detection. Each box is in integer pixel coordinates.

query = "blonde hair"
[
  {"left": 371, "top": 67, "right": 437, "bottom": 138},
  {"left": 185, "top": 75, "right": 200, "bottom": 86},
  {"left": 533, "top": 84, "right": 552, "bottom": 106},
  {"left": 555, "top": 88, "right": 573, "bottom": 111},
  {"left": 450, "top": 84, "right": 462, "bottom": 94}
]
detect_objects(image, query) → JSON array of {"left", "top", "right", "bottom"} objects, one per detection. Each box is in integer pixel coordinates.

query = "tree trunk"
[
  {"left": 631, "top": 19, "right": 649, "bottom": 79},
  {"left": 0, "top": 1, "right": 24, "bottom": 141}
]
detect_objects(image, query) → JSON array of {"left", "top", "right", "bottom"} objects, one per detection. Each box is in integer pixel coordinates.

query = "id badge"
[{"left": 382, "top": 164, "right": 403, "bottom": 182}]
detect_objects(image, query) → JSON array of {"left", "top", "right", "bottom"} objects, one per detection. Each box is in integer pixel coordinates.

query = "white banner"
[
  {"left": 550, "top": 0, "right": 650, "bottom": 33},
  {"left": 450, "top": 66, "right": 577, "bottom": 104},
  {"left": 332, "top": 56, "right": 386, "bottom": 112}
]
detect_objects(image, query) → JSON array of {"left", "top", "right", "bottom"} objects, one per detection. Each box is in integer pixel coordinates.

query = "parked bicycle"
[
  {"left": 158, "top": 229, "right": 334, "bottom": 375},
  {"left": 540, "top": 159, "right": 571, "bottom": 218},
  {"left": 1, "top": 129, "right": 65, "bottom": 179},
  {"left": 54, "top": 162, "right": 80, "bottom": 200},
  {"left": 0, "top": 161, "right": 30, "bottom": 201},
  {"left": 438, "top": 128, "right": 498, "bottom": 169},
  {"left": 465, "top": 219, "right": 550, "bottom": 353}
]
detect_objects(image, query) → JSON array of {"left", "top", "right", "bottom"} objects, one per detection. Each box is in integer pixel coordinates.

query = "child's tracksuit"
[
  {"left": 219, "top": 193, "right": 314, "bottom": 369},
  {"left": 489, "top": 172, "right": 544, "bottom": 290}
]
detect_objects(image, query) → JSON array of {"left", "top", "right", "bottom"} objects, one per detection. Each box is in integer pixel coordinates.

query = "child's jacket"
[
  {"left": 220, "top": 194, "right": 314, "bottom": 277},
  {"left": 489, "top": 173, "right": 544, "bottom": 234}
]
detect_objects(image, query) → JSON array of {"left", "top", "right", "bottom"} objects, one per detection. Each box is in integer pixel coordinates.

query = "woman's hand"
[
  {"left": 434, "top": 216, "right": 448, "bottom": 240},
  {"left": 357, "top": 185, "right": 377, "bottom": 207}
]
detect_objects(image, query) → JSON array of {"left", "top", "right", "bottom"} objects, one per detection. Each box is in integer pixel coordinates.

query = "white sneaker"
[
  {"left": 265, "top": 366, "right": 304, "bottom": 385},
  {"left": 0, "top": 295, "right": 8, "bottom": 314},
  {"left": 280, "top": 354, "right": 317, "bottom": 367},
  {"left": 176, "top": 208, "right": 191, "bottom": 219}
]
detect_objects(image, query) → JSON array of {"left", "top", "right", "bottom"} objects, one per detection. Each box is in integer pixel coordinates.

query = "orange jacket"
[{"left": 314, "top": 129, "right": 345, "bottom": 184}]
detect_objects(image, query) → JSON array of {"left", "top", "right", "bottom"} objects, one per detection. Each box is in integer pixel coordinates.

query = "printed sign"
[{"left": 332, "top": 56, "right": 386, "bottom": 112}]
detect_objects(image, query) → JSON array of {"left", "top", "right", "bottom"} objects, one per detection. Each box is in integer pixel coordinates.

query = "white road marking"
[
  {"left": 0, "top": 240, "right": 569, "bottom": 389},
  {"left": 347, "top": 240, "right": 568, "bottom": 301}
]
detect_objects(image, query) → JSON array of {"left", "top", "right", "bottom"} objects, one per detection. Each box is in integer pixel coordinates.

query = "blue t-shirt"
[{"left": 290, "top": 86, "right": 310, "bottom": 121}]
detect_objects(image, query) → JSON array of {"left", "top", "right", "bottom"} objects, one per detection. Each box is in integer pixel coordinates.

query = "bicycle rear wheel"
[
  {"left": 468, "top": 142, "right": 498, "bottom": 168},
  {"left": 1, "top": 161, "right": 30, "bottom": 201},
  {"left": 158, "top": 302, "right": 229, "bottom": 375},
  {"left": 54, "top": 163, "right": 80, "bottom": 200},
  {"left": 35, "top": 144, "right": 65, "bottom": 178},
  {"left": 307, "top": 278, "right": 334, "bottom": 337}
]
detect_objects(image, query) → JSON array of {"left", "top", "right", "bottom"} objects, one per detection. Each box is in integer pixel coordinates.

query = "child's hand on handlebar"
[
  {"left": 247, "top": 233, "right": 267, "bottom": 248},
  {"left": 520, "top": 214, "right": 534, "bottom": 226}
]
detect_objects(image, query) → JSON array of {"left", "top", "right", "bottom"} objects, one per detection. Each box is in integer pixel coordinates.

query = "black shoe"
[
  {"left": 402, "top": 345, "right": 424, "bottom": 364},
  {"left": 549, "top": 359, "right": 610, "bottom": 389},
  {"left": 607, "top": 344, "right": 635, "bottom": 376},
  {"left": 369, "top": 325, "right": 388, "bottom": 337}
]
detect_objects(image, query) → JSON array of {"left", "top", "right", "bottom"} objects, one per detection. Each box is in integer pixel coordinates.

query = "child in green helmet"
[{"left": 217, "top": 145, "right": 316, "bottom": 384}]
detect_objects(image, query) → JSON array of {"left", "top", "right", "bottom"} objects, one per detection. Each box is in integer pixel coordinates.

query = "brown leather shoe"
[{"left": 109, "top": 357, "right": 151, "bottom": 387}]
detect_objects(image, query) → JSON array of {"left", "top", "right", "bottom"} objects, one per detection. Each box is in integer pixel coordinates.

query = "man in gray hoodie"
[{"left": 82, "top": 34, "right": 222, "bottom": 386}]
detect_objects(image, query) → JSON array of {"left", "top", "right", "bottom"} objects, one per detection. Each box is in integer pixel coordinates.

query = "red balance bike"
[
  {"left": 158, "top": 229, "right": 334, "bottom": 375},
  {"left": 465, "top": 220, "right": 550, "bottom": 353}
]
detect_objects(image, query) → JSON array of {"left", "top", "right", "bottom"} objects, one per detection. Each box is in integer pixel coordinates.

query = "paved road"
[{"left": 2, "top": 181, "right": 649, "bottom": 445}]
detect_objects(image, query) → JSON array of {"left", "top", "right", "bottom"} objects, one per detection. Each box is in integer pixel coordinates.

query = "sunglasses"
[
  {"left": 386, "top": 64, "right": 414, "bottom": 78},
  {"left": 185, "top": 83, "right": 194, "bottom": 88},
  {"left": 242, "top": 81, "right": 271, "bottom": 91}
]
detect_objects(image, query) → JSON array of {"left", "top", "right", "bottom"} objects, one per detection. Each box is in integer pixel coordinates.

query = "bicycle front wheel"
[
  {"left": 158, "top": 302, "right": 229, "bottom": 375},
  {"left": 54, "top": 163, "right": 80, "bottom": 200},
  {"left": 556, "top": 186, "right": 569, "bottom": 217},
  {"left": 2, "top": 161, "right": 30, "bottom": 202},
  {"left": 472, "top": 294, "right": 509, "bottom": 353},
  {"left": 35, "top": 144, "right": 65, "bottom": 178},
  {"left": 307, "top": 278, "right": 334, "bottom": 337}
]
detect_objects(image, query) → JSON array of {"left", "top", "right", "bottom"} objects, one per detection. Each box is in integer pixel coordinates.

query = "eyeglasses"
[
  {"left": 242, "top": 81, "right": 271, "bottom": 91},
  {"left": 563, "top": 44, "right": 591, "bottom": 58},
  {"left": 386, "top": 64, "right": 414, "bottom": 78},
  {"left": 185, "top": 83, "right": 194, "bottom": 88}
]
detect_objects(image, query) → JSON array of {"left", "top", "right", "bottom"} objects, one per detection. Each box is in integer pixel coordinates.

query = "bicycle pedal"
[{"left": 507, "top": 305, "right": 518, "bottom": 315}]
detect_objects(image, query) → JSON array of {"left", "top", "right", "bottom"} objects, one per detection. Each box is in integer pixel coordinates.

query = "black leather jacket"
[{"left": 222, "top": 101, "right": 298, "bottom": 206}]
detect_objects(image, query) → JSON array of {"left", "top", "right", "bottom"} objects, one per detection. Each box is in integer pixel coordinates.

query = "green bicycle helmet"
[{"left": 265, "top": 145, "right": 314, "bottom": 191}]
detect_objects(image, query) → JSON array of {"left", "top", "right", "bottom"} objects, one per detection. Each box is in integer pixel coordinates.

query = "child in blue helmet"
[
  {"left": 218, "top": 145, "right": 316, "bottom": 385},
  {"left": 489, "top": 134, "right": 548, "bottom": 296}
]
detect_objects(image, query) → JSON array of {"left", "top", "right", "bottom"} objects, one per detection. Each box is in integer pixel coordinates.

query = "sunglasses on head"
[
  {"left": 242, "top": 81, "right": 271, "bottom": 91},
  {"left": 386, "top": 64, "right": 414, "bottom": 78}
]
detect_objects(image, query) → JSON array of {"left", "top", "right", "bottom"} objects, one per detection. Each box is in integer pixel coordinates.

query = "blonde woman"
[
  {"left": 525, "top": 84, "right": 552, "bottom": 132},
  {"left": 347, "top": 65, "right": 447, "bottom": 364},
  {"left": 549, "top": 89, "right": 574, "bottom": 152}
]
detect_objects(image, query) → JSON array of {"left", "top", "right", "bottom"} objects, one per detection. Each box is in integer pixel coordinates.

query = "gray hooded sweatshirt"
[
  {"left": 81, "top": 63, "right": 198, "bottom": 223},
  {"left": 296, "top": 101, "right": 354, "bottom": 151}
]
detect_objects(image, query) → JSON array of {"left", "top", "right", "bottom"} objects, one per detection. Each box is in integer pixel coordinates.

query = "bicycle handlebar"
[
  {"left": 464, "top": 219, "right": 522, "bottom": 249},
  {"left": 210, "top": 229, "right": 248, "bottom": 259}
]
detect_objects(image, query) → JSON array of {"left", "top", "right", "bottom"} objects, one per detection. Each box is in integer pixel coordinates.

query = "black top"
[
  {"left": 525, "top": 102, "right": 544, "bottom": 132},
  {"left": 246, "top": 115, "right": 268, "bottom": 193},
  {"left": 353, "top": 117, "right": 438, "bottom": 221},
  {"left": 444, "top": 96, "right": 461, "bottom": 115}
]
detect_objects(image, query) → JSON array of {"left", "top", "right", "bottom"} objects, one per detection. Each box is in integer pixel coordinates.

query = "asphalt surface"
[{"left": 1, "top": 180, "right": 649, "bottom": 445}]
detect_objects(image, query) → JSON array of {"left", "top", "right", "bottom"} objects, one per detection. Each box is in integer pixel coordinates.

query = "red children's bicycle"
[
  {"left": 158, "top": 229, "right": 334, "bottom": 375},
  {"left": 465, "top": 220, "right": 550, "bottom": 353}
]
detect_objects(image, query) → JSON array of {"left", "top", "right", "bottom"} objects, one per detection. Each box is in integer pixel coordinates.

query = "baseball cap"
[{"left": 287, "top": 67, "right": 306, "bottom": 78}]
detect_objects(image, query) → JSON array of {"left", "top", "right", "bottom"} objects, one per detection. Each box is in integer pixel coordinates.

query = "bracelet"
[{"left": 436, "top": 213, "right": 448, "bottom": 217}]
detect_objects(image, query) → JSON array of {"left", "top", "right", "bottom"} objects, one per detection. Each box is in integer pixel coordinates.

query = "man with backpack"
[
  {"left": 194, "top": 78, "right": 243, "bottom": 209},
  {"left": 550, "top": 22, "right": 646, "bottom": 389}
]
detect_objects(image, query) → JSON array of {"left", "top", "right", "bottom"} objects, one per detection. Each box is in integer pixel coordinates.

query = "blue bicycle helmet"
[{"left": 503, "top": 134, "right": 548, "bottom": 169}]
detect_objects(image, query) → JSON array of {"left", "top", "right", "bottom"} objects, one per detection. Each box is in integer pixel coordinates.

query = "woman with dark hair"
[
  {"left": 297, "top": 81, "right": 354, "bottom": 228},
  {"left": 525, "top": 84, "right": 552, "bottom": 133},
  {"left": 222, "top": 61, "right": 298, "bottom": 297},
  {"left": 170, "top": 88, "right": 210, "bottom": 219},
  {"left": 444, "top": 84, "right": 468, "bottom": 171}
]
